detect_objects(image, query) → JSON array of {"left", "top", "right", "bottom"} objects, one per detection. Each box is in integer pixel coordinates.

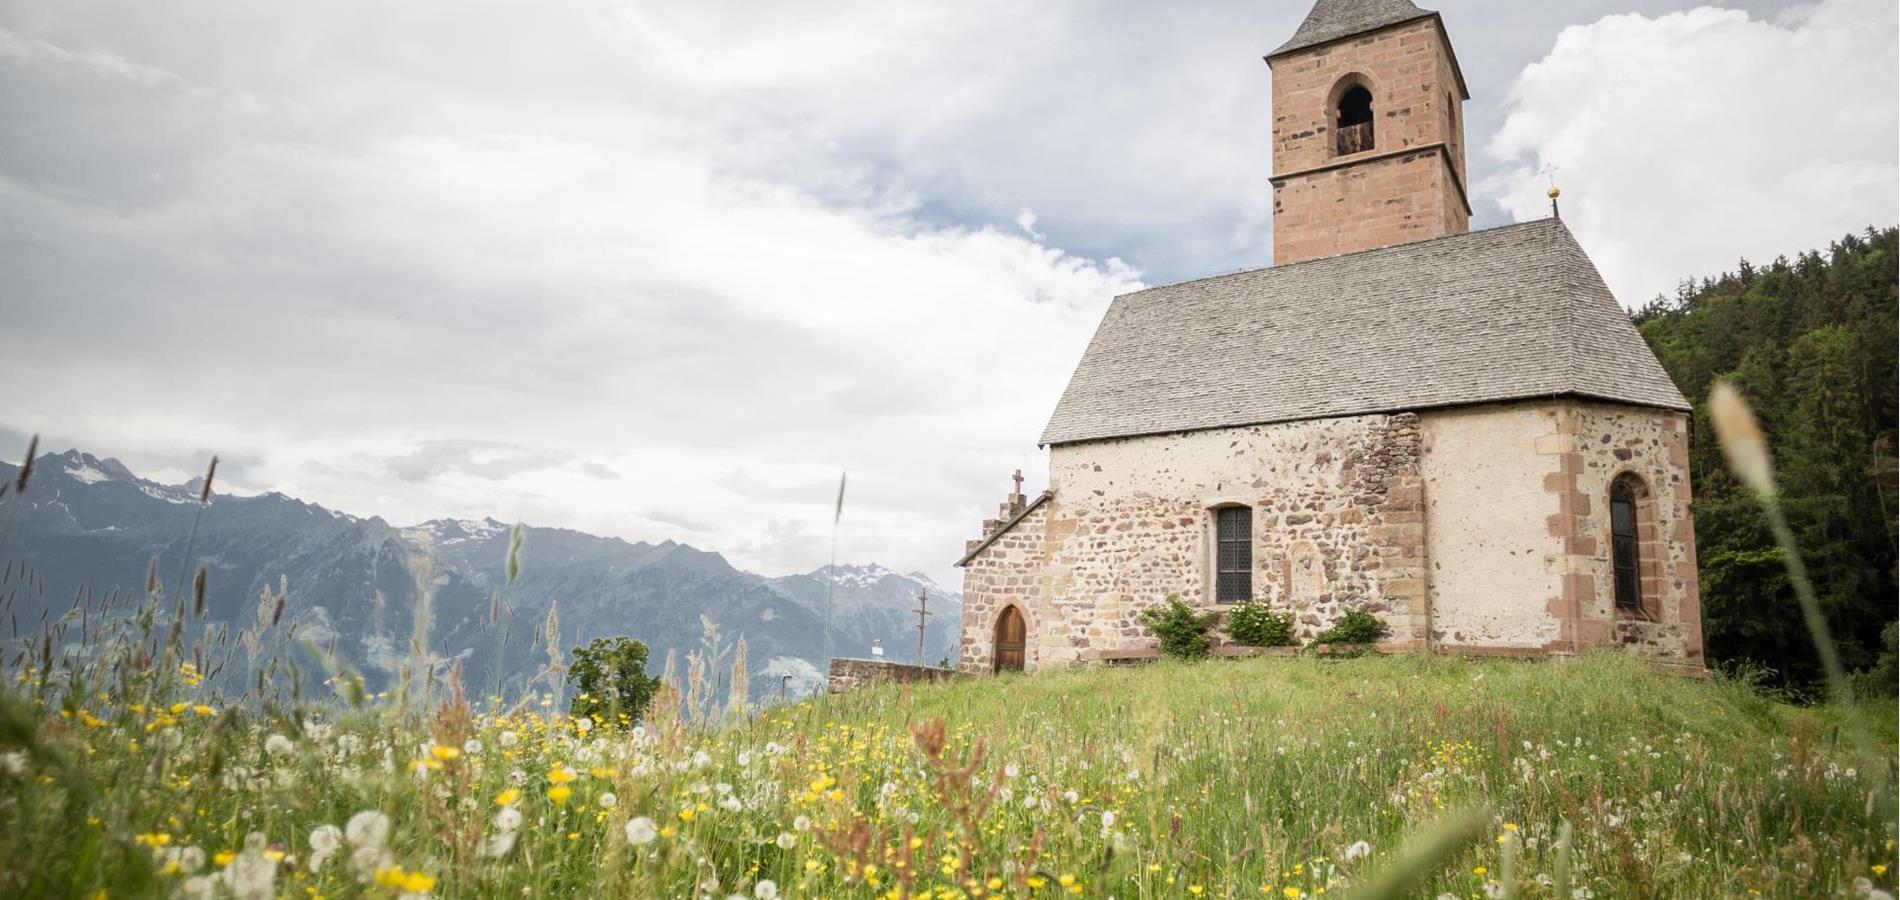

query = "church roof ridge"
[
  {"left": 1115, "top": 217, "right": 1557, "bottom": 302},
  {"left": 1268, "top": 0, "right": 1437, "bottom": 60},
  {"left": 1039, "top": 217, "right": 1690, "bottom": 446}
]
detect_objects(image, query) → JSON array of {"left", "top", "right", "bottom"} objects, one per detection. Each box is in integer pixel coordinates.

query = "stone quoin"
[{"left": 955, "top": 0, "right": 1703, "bottom": 675}]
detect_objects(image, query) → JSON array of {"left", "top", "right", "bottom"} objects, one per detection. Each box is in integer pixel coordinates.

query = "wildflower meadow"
[{"left": 0, "top": 610, "right": 1893, "bottom": 899}]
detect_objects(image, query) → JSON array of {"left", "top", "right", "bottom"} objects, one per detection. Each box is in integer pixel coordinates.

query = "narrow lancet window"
[
  {"left": 1215, "top": 506, "right": 1253, "bottom": 602},
  {"left": 1610, "top": 481, "right": 1641, "bottom": 611}
]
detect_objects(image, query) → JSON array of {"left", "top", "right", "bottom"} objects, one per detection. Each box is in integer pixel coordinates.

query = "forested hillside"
[{"left": 1635, "top": 226, "right": 1898, "bottom": 695}]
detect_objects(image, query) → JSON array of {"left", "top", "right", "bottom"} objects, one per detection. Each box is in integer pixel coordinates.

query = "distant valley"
[{"left": 0, "top": 450, "right": 961, "bottom": 699}]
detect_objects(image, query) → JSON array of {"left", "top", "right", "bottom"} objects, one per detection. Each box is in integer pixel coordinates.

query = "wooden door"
[{"left": 993, "top": 606, "right": 1026, "bottom": 673}]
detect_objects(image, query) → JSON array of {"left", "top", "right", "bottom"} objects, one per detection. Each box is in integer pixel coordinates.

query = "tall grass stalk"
[
  {"left": 1709, "top": 382, "right": 1896, "bottom": 823},
  {"left": 170, "top": 456, "right": 217, "bottom": 604}
]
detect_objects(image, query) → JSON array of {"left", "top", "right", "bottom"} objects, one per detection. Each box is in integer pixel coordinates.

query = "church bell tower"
[{"left": 1266, "top": 0, "right": 1472, "bottom": 265}]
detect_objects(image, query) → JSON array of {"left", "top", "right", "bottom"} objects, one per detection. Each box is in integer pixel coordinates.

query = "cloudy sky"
[{"left": 1, "top": 0, "right": 1893, "bottom": 585}]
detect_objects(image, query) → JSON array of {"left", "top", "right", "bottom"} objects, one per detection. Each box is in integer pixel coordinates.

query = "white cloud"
[
  {"left": 0, "top": 0, "right": 1871, "bottom": 588},
  {"left": 1484, "top": 0, "right": 1898, "bottom": 304}
]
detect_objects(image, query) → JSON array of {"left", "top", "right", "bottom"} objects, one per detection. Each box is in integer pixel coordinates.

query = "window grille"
[
  {"left": 1610, "top": 481, "right": 1641, "bottom": 611},
  {"left": 1215, "top": 506, "right": 1253, "bottom": 603}
]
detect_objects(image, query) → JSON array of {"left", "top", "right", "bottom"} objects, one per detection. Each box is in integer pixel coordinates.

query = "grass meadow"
[{"left": 0, "top": 631, "right": 1892, "bottom": 899}]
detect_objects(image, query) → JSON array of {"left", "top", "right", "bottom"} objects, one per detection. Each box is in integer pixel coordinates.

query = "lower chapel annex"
[{"left": 954, "top": 0, "right": 1704, "bottom": 674}]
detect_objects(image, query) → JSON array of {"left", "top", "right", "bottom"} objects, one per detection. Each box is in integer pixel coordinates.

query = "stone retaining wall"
[{"left": 827, "top": 658, "right": 959, "bottom": 694}]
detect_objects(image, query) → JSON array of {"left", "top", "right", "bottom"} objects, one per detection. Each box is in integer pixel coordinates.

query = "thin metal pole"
[{"left": 915, "top": 587, "right": 929, "bottom": 667}]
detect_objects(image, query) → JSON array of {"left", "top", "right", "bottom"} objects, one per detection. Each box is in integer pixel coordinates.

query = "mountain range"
[{"left": 0, "top": 449, "right": 961, "bottom": 700}]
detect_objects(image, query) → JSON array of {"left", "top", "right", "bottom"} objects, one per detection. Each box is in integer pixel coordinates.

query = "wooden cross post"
[{"left": 914, "top": 587, "right": 931, "bottom": 667}]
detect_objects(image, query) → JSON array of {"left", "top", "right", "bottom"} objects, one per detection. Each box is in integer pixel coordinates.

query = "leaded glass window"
[
  {"left": 1215, "top": 506, "right": 1253, "bottom": 603},
  {"left": 1611, "top": 481, "right": 1641, "bottom": 611}
]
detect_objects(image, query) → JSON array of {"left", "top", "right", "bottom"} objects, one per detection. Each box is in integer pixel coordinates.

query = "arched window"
[
  {"left": 1609, "top": 478, "right": 1645, "bottom": 612},
  {"left": 1336, "top": 84, "right": 1375, "bottom": 155},
  {"left": 1214, "top": 506, "right": 1253, "bottom": 602}
]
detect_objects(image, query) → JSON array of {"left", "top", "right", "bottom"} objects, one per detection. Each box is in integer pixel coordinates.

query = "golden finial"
[
  {"left": 1546, "top": 185, "right": 1561, "bottom": 199},
  {"left": 1542, "top": 167, "right": 1562, "bottom": 218}
]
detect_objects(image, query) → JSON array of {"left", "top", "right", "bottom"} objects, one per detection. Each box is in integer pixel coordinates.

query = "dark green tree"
[
  {"left": 1635, "top": 226, "right": 1898, "bottom": 697},
  {"left": 567, "top": 637, "right": 662, "bottom": 727}
]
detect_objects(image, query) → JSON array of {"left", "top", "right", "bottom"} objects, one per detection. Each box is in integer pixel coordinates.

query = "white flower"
[
  {"left": 625, "top": 817, "right": 660, "bottom": 846},
  {"left": 181, "top": 876, "right": 215, "bottom": 899},
  {"left": 0, "top": 751, "right": 26, "bottom": 776},
  {"left": 755, "top": 880, "right": 779, "bottom": 900},
  {"left": 1343, "top": 840, "right": 1372, "bottom": 861},
  {"left": 345, "top": 811, "right": 391, "bottom": 849},
  {"left": 498, "top": 730, "right": 519, "bottom": 748},
  {"left": 575, "top": 716, "right": 594, "bottom": 734},
  {"left": 219, "top": 849, "right": 277, "bottom": 900},
  {"left": 597, "top": 792, "right": 618, "bottom": 809},
  {"left": 693, "top": 750, "right": 713, "bottom": 769},
  {"left": 1063, "top": 790, "right": 1079, "bottom": 804},
  {"left": 350, "top": 846, "right": 392, "bottom": 884},
  {"left": 495, "top": 807, "right": 523, "bottom": 832},
  {"left": 792, "top": 815, "right": 811, "bottom": 832},
  {"left": 775, "top": 832, "right": 796, "bottom": 850},
  {"left": 1004, "top": 763, "right": 1020, "bottom": 779},
  {"left": 479, "top": 830, "right": 518, "bottom": 859},
  {"left": 463, "top": 739, "right": 483, "bottom": 755},
  {"left": 264, "top": 734, "right": 294, "bottom": 759},
  {"left": 309, "top": 825, "right": 342, "bottom": 855},
  {"left": 178, "top": 846, "right": 206, "bottom": 873},
  {"left": 720, "top": 795, "right": 743, "bottom": 813}
]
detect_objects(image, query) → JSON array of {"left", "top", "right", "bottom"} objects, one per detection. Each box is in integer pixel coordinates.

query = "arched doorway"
[{"left": 993, "top": 606, "right": 1026, "bottom": 673}]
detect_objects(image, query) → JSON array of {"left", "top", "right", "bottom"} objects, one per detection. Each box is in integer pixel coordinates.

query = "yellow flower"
[
  {"left": 430, "top": 745, "right": 460, "bottom": 761},
  {"left": 1283, "top": 889, "right": 1303, "bottom": 900},
  {"left": 548, "top": 767, "right": 577, "bottom": 785},
  {"left": 1876, "top": 864, "right": 1890, "bottom": 877},
  {"left": 191, "top": 704, "right": 214, "bottom": 716},
  {"left": 548, "top": 785, "right": 573, "bottom": 803},
  {"left": 495, "top": 787, "right": 520, "bottom": 806},
  {"left": 213, "top": 850, "right": 236, "bottom": 868},
  {"left": 677, "top": 807, "right": 696, "bottom": 822},
  {"left": 987, "top": 877, "right": 1004, "bottom": 890},
  {"left": 1473, "top": 866, "right": 1488, "bottom": 876},
  {"left": 1188, "top": 886, "right": 1204, "bottom": 896}
]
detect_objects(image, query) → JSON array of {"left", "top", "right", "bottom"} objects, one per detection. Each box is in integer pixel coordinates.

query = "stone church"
[{"left": 956, "top": 0, "right": 1704, "bottom": 674}]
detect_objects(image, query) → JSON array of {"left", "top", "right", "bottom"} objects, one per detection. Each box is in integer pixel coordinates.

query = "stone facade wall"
[
  {"left": 1272, "top": 153, "right": 1466, "bottom": 267},
  {"left": 957, "top": 502, "right": 1049, "bottom": 674},
  {"left": 827, "top": 658, "right": 958, "bottom": 694},
  {"left": 1420, "top": 400, "right": 1702, "bottom": 666},
  {"left": 959, "top": 402, "right": 1702, "bottom": 674},
  {"left": 1420, "top": 404, "right": 1568, "bottom": 649},
  {"left": 1268, "top": 16, "right": 1468, "bottom": 264},
  {"left": 1027, "top": 413, "right": 1426, "bottom": 663},
  {"left": 1563, "top": 403, "right": 1703, "bottom": 666}
]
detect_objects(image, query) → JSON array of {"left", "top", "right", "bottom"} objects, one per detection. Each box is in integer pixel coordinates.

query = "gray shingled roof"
[
  {"left": 1039, "top": 218, "right": 1690, "bottom": 446},
  {"left": 1269, "top": 0, "right": 1436, "bottom": 58}
]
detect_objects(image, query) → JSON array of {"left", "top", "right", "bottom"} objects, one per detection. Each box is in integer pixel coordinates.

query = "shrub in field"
[
  {"left": 1224, "top": 598, "right": 1297, "bottom": 647},
  {"left": 568, "top": 636, "right": 663, "bottom": 727},
  {"left": 1137, "top": 593, "right": 1220, "bottom": 659},
  {"left": 1313, "top": 608, "right": 1388, "bottom": 645}
]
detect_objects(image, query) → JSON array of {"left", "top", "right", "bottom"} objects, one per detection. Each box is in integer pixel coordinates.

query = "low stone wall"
[{"left": 827, "top": 658, "right": 959, "bottom": 694}]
